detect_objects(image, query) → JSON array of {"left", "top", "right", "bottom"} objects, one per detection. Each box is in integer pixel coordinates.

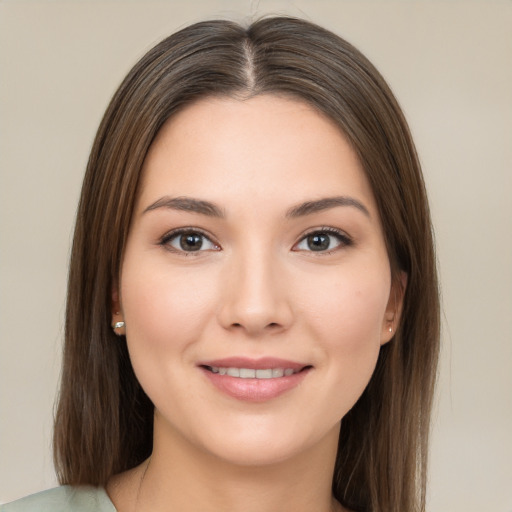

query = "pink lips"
[{"left": 198, "top": 357, "right": 311, "bottom": 402}]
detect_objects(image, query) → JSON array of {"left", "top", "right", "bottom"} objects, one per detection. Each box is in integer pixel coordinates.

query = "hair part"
[{"left": 54, "top": 17, "right": 439, "bottom": 512}]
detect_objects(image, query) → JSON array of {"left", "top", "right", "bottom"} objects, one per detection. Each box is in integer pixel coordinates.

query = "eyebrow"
[
  {"left": 286, "top": 196, "right": 370, "bottom": 218},
  {"left": 143, "top": 195, "right": 370, "bottom": 219},
  {"left": 143, "top": 196, "right": 225, "bottom": 217}
]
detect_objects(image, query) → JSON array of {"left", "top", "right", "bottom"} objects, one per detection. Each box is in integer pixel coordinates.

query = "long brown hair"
[{"left": 54, "top": 17, "right": 439, "bottom": 512}]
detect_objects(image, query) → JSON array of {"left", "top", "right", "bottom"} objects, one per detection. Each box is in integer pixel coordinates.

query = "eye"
[
  {"left": 294, "top": 228, "right": 352, "bottom": 253},
  {"left": 161, "top": 229, "right": 219, "bottom": 253}
]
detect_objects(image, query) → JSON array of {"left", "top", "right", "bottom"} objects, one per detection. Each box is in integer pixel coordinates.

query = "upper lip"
[{"left": 198, "top": 357, "right": 310, "bottom": 371}]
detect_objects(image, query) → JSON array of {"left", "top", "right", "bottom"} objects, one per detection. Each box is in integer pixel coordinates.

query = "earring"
[
  {"left": 388, "top": 326, "right": 393, "bottom": 333},
  {"left": 113, "top": 321, "right": 125, "bottom": 335}
]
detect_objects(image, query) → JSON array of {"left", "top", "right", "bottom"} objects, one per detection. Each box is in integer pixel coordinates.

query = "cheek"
[
  {"left": 299, "top": 266, "right": 390, "bottom": 343},
  {"left": 120, "top": 259, "right": 218, "bottom": 367},
  {"left": 295, "top": 263, "right": 390, "bottom": 396},
  {"left": 119, "top": 258, "right": 223, "bottom": 417}
]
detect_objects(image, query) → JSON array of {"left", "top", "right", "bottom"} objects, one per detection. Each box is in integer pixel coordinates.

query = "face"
[{"left": 115, "top": 95, "right": 401, "bottom": 467}]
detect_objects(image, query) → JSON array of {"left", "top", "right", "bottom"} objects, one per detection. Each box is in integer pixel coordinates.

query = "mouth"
[
  {"left": 198, "top": 358, "right": 313, "bottom": 402},
  {"left": 201, "top": 365, "right": 310, "bottom": 379}
]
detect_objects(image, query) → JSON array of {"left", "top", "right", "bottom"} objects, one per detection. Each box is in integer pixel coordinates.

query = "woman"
[{"left": 2, "top": 16, "right": 439, "bottom": 512}]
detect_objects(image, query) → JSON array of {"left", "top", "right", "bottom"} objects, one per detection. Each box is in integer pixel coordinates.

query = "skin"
[{"left": 108, "top": 95, "right": 403, "bottom": 512}]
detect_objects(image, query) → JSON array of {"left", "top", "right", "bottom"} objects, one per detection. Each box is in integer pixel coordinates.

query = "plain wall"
[{"left": 1, "top": 1, "right": 511, "bottom": 510}]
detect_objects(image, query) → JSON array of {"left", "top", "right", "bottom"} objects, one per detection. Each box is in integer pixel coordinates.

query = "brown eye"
[
  {"left": 179, "top": 233, "right": 204, "bottom": 251},
  {"left": 294, "top": 229, "right": 352, "bottom": 253},
  {"left": 162, "top": 230, "right": 218, "bottom": 253}
]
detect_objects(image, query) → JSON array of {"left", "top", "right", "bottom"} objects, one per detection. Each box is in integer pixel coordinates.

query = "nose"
[{"left": 217, "top": 248, "right": 294, "bottom": 337}]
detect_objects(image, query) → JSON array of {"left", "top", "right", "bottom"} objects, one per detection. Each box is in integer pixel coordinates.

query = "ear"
[
  {"left": 380, "top": 271, "right": 407, "bottom": 345},
  {"left": 111, "top": 284, "right": 126, "bottom": 336}
]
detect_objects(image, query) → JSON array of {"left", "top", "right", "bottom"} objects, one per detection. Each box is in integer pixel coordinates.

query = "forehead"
[{"left": 137, "top": 94, "right": 378, "bottom": 217}]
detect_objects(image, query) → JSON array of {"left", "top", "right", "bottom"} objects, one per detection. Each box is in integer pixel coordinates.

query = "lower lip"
[{"left": 200, "top": 367, "right": 310, "bottom": 402}]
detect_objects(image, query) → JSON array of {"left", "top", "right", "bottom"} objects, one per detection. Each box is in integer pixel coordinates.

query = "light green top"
[{"left": 1, "top": 486, "right": 116, "bottom": 512}]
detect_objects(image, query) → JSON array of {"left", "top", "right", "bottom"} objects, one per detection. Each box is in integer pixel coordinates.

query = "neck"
[{"left": 109, "top": 417, "right": 344, "bottom": 512}]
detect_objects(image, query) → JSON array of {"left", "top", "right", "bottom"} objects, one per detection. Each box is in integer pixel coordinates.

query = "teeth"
[
  {"left": 255, "top": 369, "right": 272, "bottom": 379},
  {"left": 227, "top": 367, "right": 240, "bottom": 377},
  {"left": 208, "top": 366, "right": 299, "bottom": 379}
]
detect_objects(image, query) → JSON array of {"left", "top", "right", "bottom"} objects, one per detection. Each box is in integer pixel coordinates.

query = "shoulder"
[{"left": 1, "top": 486, "right": 116, "bottom": 512}]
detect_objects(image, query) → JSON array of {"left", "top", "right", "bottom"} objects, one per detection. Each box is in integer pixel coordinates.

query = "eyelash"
[
  {"left": 159, "top": 228, "right": 219, "bottom": 255},
  {"left": 158, "top": 227, "right": 353, "bottom": 255},
  {"left": 293, "top": 227, "right": 353, "bottom": 254}
]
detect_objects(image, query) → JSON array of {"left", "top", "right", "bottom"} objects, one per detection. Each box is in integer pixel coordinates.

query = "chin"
[
  {"left": 204, "top": 437, "right": 310, "bottom": 468},
  {"left": 188, "top": 414, "right": 341, "bottom": 469}
]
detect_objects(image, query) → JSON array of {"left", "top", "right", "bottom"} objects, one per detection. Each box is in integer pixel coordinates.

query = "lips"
[{"left": 198, "top": 357, "right": 312, "bottom": 402}]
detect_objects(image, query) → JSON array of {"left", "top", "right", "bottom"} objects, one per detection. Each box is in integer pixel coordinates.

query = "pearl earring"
[{"left": 113, "top": 321, "right": 125, "bottom": 335}]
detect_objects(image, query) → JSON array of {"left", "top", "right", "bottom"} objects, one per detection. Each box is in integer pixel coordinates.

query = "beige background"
[{"left": 1, "top": 0, "right": 511, "bottom": 510}]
